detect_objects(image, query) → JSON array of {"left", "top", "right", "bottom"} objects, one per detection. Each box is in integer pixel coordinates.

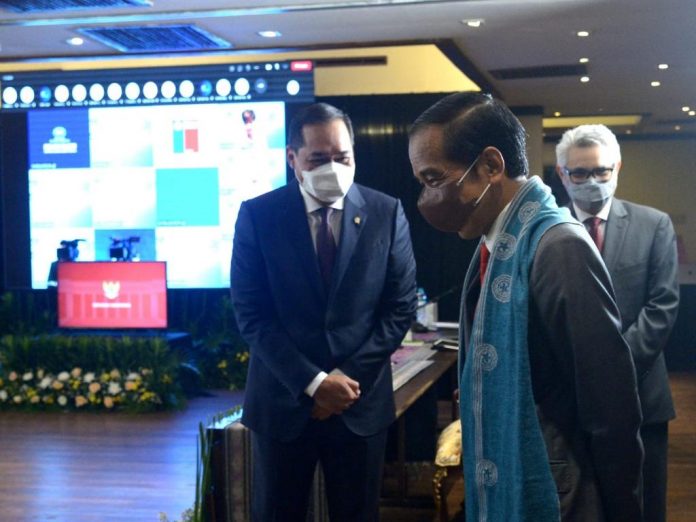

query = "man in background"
[
  {"left": 231, "top": 102, "right": 417, "bottom": 521},
  {"left": 557, "top": 124, "right": 680, "bottom": 522},
  {"left": 408, "top": 92, "right": 643, "bottom": 521}
]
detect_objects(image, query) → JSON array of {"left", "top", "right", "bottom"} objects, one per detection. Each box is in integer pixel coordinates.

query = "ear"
[
  {"left": 555, "top": 164, "right": 566, "bottom": 182},
  {"left": 479, "top": 146, "right": 506, "bottom": 182},
  {"left": 287, "top": 146, "right": 301, "bottom": 179},
  {"left": 614, "top": 160, "right": 622, "bottom": 177}
]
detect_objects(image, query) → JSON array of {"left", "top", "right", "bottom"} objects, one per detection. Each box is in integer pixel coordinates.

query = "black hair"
[
  {"left": 287, "top": 102, "right": 354, "bottom": 151},
  {"left": 410, "top": 92, "right": 528, "bottom": 178}
]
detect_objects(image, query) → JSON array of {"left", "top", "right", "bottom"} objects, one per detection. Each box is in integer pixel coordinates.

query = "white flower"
[
  {"left": 8, "top": 372, "right": 18, "bottom": 382},
  {"left": 108, "top": 382, "right": 122, "bottom": 395},
  {"left": 57, "top": 371, "right": 70, "bottom": 382},
  {"left": 83, "top": 372, "right": 95, "bottom": 383},
  {"left": 36, "top": 368, "right": 45, "bottom": 379},
  {"left": 22, "top": 371, "right": 33, "bottom": 381},
  {"left": 126, "top": 372, "right": 141, "bottom": 381},
  {"left": 0, "top": 390, "right": 7, "bottom": 401},
  {"left": 39, "top": 377, "right": 52, "bottom": 390},
  {"left": 13, "top": 395, "right": 22, "bottom": 404},
  {"left": 57, "top": 395, "right": 68, "bottom": 406}
]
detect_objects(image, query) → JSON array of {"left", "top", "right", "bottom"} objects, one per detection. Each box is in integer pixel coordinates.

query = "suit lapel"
[
  {"left": 280, "top": 180, "right": 325, "bottom": 301},
  {"left": 602, "top": 199, "right": 629, "bottom": 270},
  {"left": 329, "top": 184, "right": 366, "bottom": 301}
]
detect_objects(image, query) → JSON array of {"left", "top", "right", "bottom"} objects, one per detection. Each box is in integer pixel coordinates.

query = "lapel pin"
[{"left": 354, "top": 216, "right": 361, "bottom": 225}]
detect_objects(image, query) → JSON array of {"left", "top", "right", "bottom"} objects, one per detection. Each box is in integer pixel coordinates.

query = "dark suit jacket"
[
  {"left": 231, "top": 179, "right": 417, "bottom": 441},
  {"left": 463, "top": 224, "right": 643, "bottom": 522},
  {"left": 598, "top": 199, "right": 679, "bottom": 425}
]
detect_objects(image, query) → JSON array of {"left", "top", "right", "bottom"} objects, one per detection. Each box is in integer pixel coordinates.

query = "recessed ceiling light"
[
  {"left": 626, "top": 130, "right": 632, "bottom": 135},
  {"left": 461, "top": 19, "right": 484, "bottom": 28},
  {"left": 682, "top": 106, "right": 690, "bottom": 112},
  {"left": 577, "top": 30, "right": 590, "bottom": 37},
  {"left": 553, "top": 111, "right": 561, "bottom": 117},
  {"left": 651, "top": 81, "right": 661, "bottom": 87},
  {"left": 579, "top": 57, "right": 589, "bottom": 64},
  {"left": 257, "top": 30, "right": 282, "bottom": 38},
  {"left": 689, "top": 111, "right": 696, "bottom": 116},
  {"left": 580, "top": 76, "right": 590, "bottom": 83},
  {"left": 675, "top": 125, "right": 681, "bottom": 131},
  {"left": 658, "top": 63, "right": 669, "bottom": 70},
  {"left": 66, "top": 37, "right": 84, "bottom": 46}
]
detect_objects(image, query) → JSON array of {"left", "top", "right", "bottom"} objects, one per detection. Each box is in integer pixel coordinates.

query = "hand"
[
  {"left": 313, "top": 374, "right": 360, "bottom": 416},
  {"left": 311, "top": 403, "right": 333, "bottom": 420}
]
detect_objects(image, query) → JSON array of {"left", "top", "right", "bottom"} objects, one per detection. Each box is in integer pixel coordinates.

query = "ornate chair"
[{"left": 432, "top": 418, "right": 464, "bottom": 522}]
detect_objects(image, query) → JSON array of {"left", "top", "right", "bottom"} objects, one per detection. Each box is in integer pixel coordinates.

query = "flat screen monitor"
[
  {"left": 57, "top": 261, "right": 167, "bottom": 330},
  {"left": 0, "top": 60, "right": 315, "bottom": 290}
]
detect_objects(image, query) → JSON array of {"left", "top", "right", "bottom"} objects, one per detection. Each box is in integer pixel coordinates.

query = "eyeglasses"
[{"left": 561, "top": 166, "right": 614, "bottom": 184}]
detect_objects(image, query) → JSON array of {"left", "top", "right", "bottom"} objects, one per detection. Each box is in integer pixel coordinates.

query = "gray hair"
[{"left": 555, "top": 124, "right": 621, "bottom": 167}]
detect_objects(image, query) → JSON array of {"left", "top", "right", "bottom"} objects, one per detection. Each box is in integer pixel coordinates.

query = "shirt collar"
[
  {"left": 573, "top": 198, "right": 612, "bottom": 223},
  {"left": 298, "top": 182, "right": 345, "bottom": 214},
  {"left": 482, "top": 199, "right": 513, "bottom": 252}
]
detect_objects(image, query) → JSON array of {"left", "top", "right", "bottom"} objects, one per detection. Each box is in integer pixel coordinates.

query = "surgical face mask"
[
  {"left": 565, "top": 174, "right": 617, "bottom": 214},
  {"left": 417, "top": 155, "right": 490, "bottom": 233},
  {"left": 300, "top": 161, "right": 355, "bottom": 203}
]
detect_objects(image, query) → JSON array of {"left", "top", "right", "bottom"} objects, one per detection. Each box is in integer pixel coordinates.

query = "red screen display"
[{"left": 57, "top": 261, "right": 167, "bottom": 329}]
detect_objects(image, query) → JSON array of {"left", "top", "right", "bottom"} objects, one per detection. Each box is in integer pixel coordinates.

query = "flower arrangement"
[
  {"left": 0, "top": 366, "right": 170, "bottom": 412},
  {"left": 0, "top": 333, "right": 184, "bottom": 412}
]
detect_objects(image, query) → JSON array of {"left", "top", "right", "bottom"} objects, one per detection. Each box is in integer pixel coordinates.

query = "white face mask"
[
  {"left": 566, "top": 174, "right": 617, "bottom": 214},
  {"left": 300, "top": 161, "right": 355, "bottom": 203}
]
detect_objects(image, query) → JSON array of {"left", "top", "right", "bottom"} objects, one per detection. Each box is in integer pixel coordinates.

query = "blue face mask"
[{"left": 566, "top": 174, "right": 617, "bottom": 214}]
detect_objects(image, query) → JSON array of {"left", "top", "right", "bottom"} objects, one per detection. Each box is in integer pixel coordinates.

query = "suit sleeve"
[
  {"left": 622, "top": 212, "right": 680, "bottom": 377},
  {"left": 338, "top": 200, "right": 417, "bottom": 386},
  {"left": 230, "top": 201, "right": 321, "bottom": 399},
  {"left": 531, "top": 224, "right": 643, "bottom": 522}
]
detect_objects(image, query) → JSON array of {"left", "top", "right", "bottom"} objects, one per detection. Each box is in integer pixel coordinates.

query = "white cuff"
[{"left": 305, "top": 371, "right": 328, "bottom": 397}]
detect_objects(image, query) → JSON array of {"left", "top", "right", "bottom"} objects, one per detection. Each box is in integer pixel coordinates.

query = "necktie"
[
  {"left": 585, "top": 217, "right": 604, "bottom": 252},
  {"left": 316, "top": 207, "right": 336, "bottom": 287},
  {"left": 480, "top": 244, "right": 490, "bottom": 286}
]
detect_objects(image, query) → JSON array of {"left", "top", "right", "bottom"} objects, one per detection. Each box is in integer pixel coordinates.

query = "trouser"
[{"left": 251, "top": 416, "right": 388, "bottom": 522}]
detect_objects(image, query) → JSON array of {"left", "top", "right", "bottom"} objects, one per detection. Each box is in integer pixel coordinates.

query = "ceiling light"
[
  {"left": 553, "top": 111, "right": 561, "bottom": 117},
  {"left": 461, "top": 19, "right": 484, "bottom": 28},
  {"left": 66, "top": 37, "right": 84, "bottom": 46},
  {"left": 690, "top": 111, "right": 696, "bottom": 116},
  {"left": 658, "top": 63, "right": 669, "bottom": 70},
  {"left": 543, "top": 115, "right": 642, "bottom": 128},
  {"left": 580, "top": 76, "right": 590, "bottom": 83},
  {"left": 651, "top": 81, "right": 661, "bottom": 87},
  {"left": 675, "top": 125, "right": 681, "bottom": 131},
  {"left": 577, "top": 30, "right": 590, "bottom": 37},
  {"left": 626, "top": 130, "right": 632, "bottom": 135},
  {"left": 257, "top": 30, "right": 281, "bottom": 38},
  {"left": 682, "top": 106, "right": 690, "bottom": 112},
  {"left": 579, "top": 57, "right": 589, "bottom": 64}
]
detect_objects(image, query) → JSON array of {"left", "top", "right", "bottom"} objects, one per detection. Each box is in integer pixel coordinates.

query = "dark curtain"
[{"left": 319, "top": 94, "right": 478, "bottom": 321}]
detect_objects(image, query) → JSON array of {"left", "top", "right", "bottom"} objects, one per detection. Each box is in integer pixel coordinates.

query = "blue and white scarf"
[{"left": 460, "top": 176, "right": 575, "bottom": 522}]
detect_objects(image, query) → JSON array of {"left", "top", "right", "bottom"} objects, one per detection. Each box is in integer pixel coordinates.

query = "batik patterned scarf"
[{"left": 460, "top": 176, "right": 574, "bottom": 522}]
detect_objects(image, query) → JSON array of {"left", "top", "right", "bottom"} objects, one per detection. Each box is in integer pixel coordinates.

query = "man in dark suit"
[
  {"left": 556, "top": 124, "right": 679, "bottom": 522},
  {"left": 230, "top": 102, "right": 417, "bottom": 522},
  {"left": 408, "top": 92, "right": 643, "bottom": 521}
]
